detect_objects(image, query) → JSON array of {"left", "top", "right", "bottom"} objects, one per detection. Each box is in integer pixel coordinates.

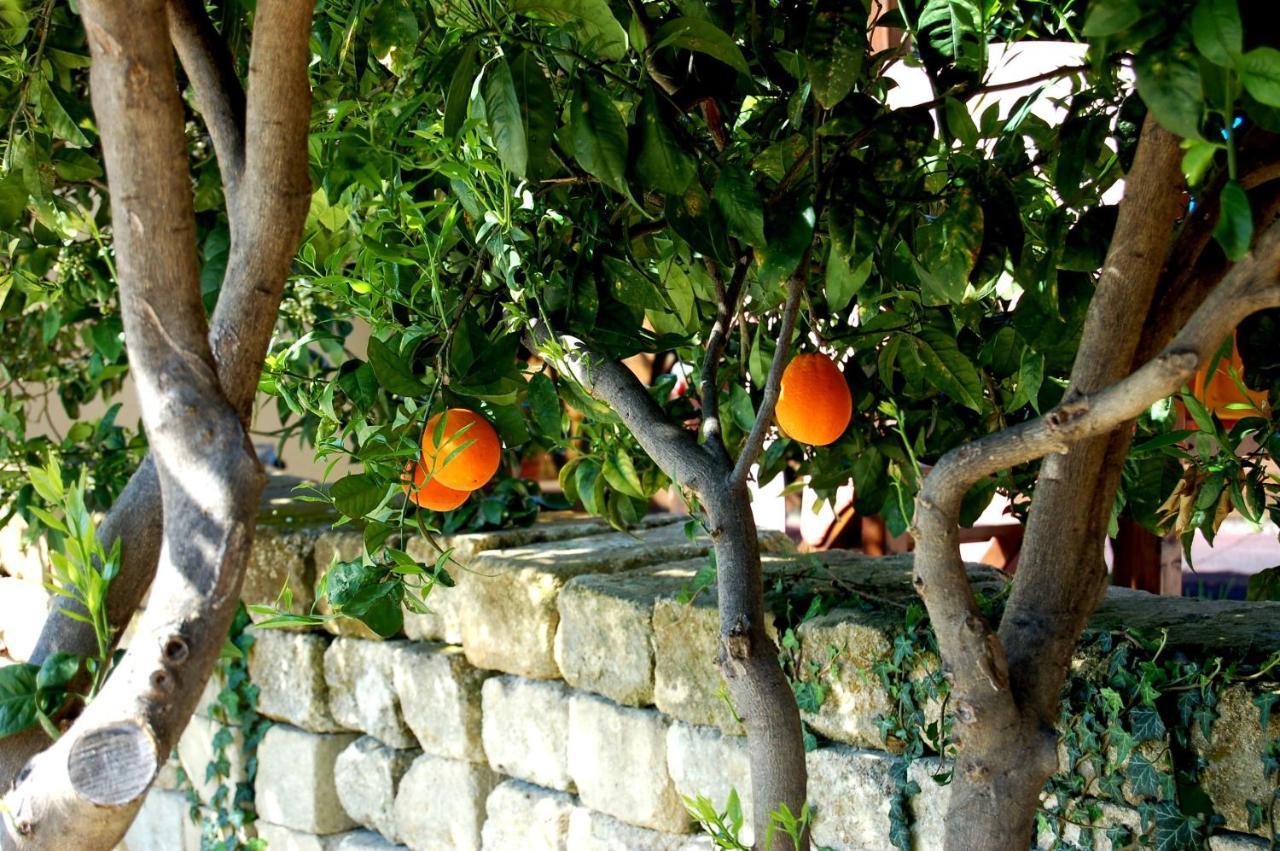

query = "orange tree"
[{"left": 4, "top": 0, "right": 1280, "bottom": 848}]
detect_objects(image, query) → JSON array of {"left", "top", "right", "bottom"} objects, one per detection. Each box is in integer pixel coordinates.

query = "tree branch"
[
  {"left": 731, "top": 267, "right": 805, "bottom": 487},
  {"left": 168, "top": 0, "right": 246, "bottom": 204},
  {"left": 699, "top": 255, "right": 749, "bottom": 458}
]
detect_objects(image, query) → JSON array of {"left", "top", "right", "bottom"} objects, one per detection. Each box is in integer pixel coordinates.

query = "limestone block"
[
  {"left": 461, "top": 522, "right": 713, "bottom": 678},
  {"left": 254, "top": 822, "right": 344, "bottom": 851},
  {"left": 481, "top": 675, "right": 574, "bottom": 791},
  {"left": 565, "top": 808, "right": 692, "bottom": 851},
  {"left": 907, "top": 757, "right": 951, "bottom": 851},
  {"left": 244, "top": 518, "right": 326, "bottom": 624},
  {"left": 314, "top": 530, "right": 385, "bottom": 640},
  {"left": 555, "top": 561, "right": 702, "bottom": 706},
  {"left": 805, "top": 745, "right": 897, "bottom": 850},
  {"left": 154, "top": 753, "right": 182, "bottom": 790},
  {"left": 403, "top": 515, "right": 618, "bottom": 644},
  {"left": 248, "top": 627, "right": 345, "bottom": 732},
  {"left": 394, "top": 753, "right": 502, "bottom": 851},
  {"left": 0, "top": 577, "right": 49, "bottom": 662},
  {"left": 122, "top": 789, "right": 196, "bottom": 851},
  {"left": 334, "top": 831, "right": 409, "bottom": 850},
  {"left": 257, "top": 724, "right": 360, "bottom": 834},
  {"left": 568, "top": 692, "right": 689, "bottom": 834},
  {"left": 1090, "top": 589, "right": 1280, "bottom": 658},
  {"left": 176, "top": 714, "right": 247, "bottom": 805},
  {"left": 334, "top": 736, "right": 419, "bottom": 839},
  {"left": 392, "top": 642, "right": 491, "bottom": 761},
  {"left": 1033, "top": 800, "right": 1141, "bottom": 851},
  {"left": 481, "top": 780, "right": 576, "bottom": 851},
  {"left": 324, "top": 638, "right": 416, "bottom": 748},
  {"left": 1193, "top": 683, "right": 1280, "bottom": 836},
  {"left": 665, "top": 722, "right": 752, "bottom": 845}
]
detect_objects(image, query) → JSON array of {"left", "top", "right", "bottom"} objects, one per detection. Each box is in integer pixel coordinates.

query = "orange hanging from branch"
[
  {"left": 1193, "top": 336, "right": 1269, "bottom": 426},
  {"left": 776, "top": 353, "right": 853, "bottom": 446},
  {"left": 420, "top": 408, "right": 503, "bottom": 491}
]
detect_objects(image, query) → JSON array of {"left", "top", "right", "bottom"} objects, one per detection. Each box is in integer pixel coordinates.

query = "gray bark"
[{"left": 0, "top": 1, "right": 313, "bottom": 846}]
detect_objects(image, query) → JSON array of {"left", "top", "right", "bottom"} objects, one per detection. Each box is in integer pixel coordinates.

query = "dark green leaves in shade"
[
  {"left": 527, "top": 373, "right": 562, "bottom": 438},
  {"left": 1240, "top": 47, "right": 1280, "bottom": 107},
  {"left": 331, "top": 473, "right": 385, "bottom": 518},
  {"left": 0, "top": 664, "right": 38, "bottom": 738},
  {"left": 482, "top": 56, "right": 528, "bottom": 177},
  {"left": 444, "top": 42, "right": 480, "bottom": 138},
  {"left": 1190, "top": 0, "right": 1241, "bottom": 67},
  {"left": 1213, "top": 180, "right": 1253, "bottom": 261},
  {"left": 509, "top": 51, "right": 557, "bottom": 180},
  {"left": 804, "top": 0, "right": 864, "bottom": 109},
  {"left": 712, "top": 165, "right": 766, "bottom": 249},
  {"left": 634, "top": 89, "right": 696, "bottom": 194},
  {"left": 367, "top": 335, "right": 428, "bottom": 396},
  {"left": 369, "top": 0, "right": 419, "bottom": 74},
  {"left": 1135, "top": 47, "right": 1204, "bottom": 139},
  {"left": 513, "top": 0, "right": 628, "bottom": 61},
  {"left": 570, "top": 77, "right": 632, "bottom": 198},
  {"left": 914, "top": 328, "right": 984, "bottom": 412},
  {"left": 652, "top": 17, "right": 750, "bottom": 75}
]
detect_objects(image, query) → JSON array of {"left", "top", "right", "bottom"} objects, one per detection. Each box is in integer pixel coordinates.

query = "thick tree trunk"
[{"left": 706, "top": 484, "right": 808, "bottom": 851}]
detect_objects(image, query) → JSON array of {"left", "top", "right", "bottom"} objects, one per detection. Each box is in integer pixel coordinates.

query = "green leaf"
[
  {"left": 482, "top": 56, "right": 529, "bottom": 177},
  {"left": 603, "top": 256, "right": 670, "bottom": 310},
  {"left": 712, "top": 165, "right": 766, "bottom": 249},
  {"left": 570, "top": 77, "right": 632, "bottom": 198},
  {"left": 912, "top": 188, "right": 984, "bottom": 304},
  {"left": 0, "top": 171, "right": 26, "bottom": 230},
  {"left": 1129, "top": 706, "right": 1167, "bottom": 742},
  {"left": 0, "top": 664, "right": 38, "bottom": 737},
  {"left": 330, "top": 474, "right": 384, "bottom": 518},
  {"left": 602, "top": 448, "right": 646, "bottom": 498},
  {"left": 653, "top": 17, "right": 750, "bottom": 75},
  {"left": 0, "top": 0, "right": 28, "bottom": 46},
  {"left": 825, "top": 244, "right": 871, "bottom": 313},
  {"left": 1191, "top": 0, "right": 1241, "bottom": 67},
  {"left": 805, "top": 0, "right": 864, "bottom": 109},
  {"left": 1135, "top": 48, "right": 1204, "bottom": 139},
  {"left": 1246, "top": 564, "right": 1280, "bottom": 601},
  {"left": 944, "top": 97, "right": 979, "bottom": 146},
  {"left": 510, "top": 50, "right": 558, "bottom": 179},
  {"left": 1081, "top": 0, "right": 1143, "bottom": 36},
  {"left": 368, "top": 0, "right": 419, "bottom": 74},
  {"left": 367, "top": 336, "right": 427, "bottom": 396},
  {"left": 1180, "top": 141, "right": 1218, "bottom": 185},
  {"left": 514, "top": 0, "right": 628, "bottom": 61},
  {"left": 1126, "top": 752, "right": 1162, "bottom": 799},
  {"left": 575, "top": 458, "right": 604, "bottom": 515},
  {"left": 36, "top": 653, "right": 81, "bottom": 691},
  {"left": 1240, "top": 47, "right": 1280, "bottom": 107},
  {"left": 444, "top": 42, "right": 480, "bottom": 138},
  {"left": 36, "top": 79, "right": 90, "bottom": 147},
  {"left": 758, "top": 205, "right": 815, "bottom": 290},
  {"left": 914, "top": 328, "right": 984, "bottom": 412},
  {"left": 634, "top": 89, "right": 696, "bottom": 195},
  {"left": 1213, "top": 180, "right": 1253, "bottom": 261},
  {"left": 528, "top": 373, "right": 562, "bottom": 438}
]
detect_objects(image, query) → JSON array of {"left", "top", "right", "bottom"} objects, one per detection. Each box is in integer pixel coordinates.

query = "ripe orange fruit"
[
  {"left": 403, "top": 461, "right": 470, "bottom": 511},
  {"left": 1194, "top": 336, "right": 1268, "bottom": 424},
  {"left": 420, "top": 408, "right": 502, "bottom": 491},
  {"left": 776, "top": 353, "right": 852, "bottom": 446}
]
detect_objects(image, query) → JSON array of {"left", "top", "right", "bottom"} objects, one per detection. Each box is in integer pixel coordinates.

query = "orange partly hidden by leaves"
[
  {"left": 403, "top": 462, "right": 470, "bottom": 511},
  {"left": 420, "top": 408, "right": 502, "bottom": 491},
  {"left": 775, "top": 353, "right": 852, "bottom": 446},
  {"left": 1194, "top": 337, "right": 1268, "bottom": 424}
]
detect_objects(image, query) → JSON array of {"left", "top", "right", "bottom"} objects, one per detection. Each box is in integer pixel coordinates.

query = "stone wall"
[{"left": 65, "top": 509, "right": 1278, "bottom": 851}]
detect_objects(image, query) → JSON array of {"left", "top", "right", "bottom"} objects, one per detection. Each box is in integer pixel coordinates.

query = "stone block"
[
  {"left": 0, "top": 577, "right": 49, "bottom": 662},
  {"left": 244, "top": 518, "right": 325, "bottom": 624},
  {"left": 1193, "top": 683, "right": 1280, "bottom": 836},
  {"left": 334, "top": 736, "right": 419, "bottom": 839},
  {"left": 394, "top": 753, "right": 502, "bottom": 850},
  {"left": 1208, "top": 834, "right": 1271, "bottom": 850},
  {"left": 324, "top": 638, "right": 416, "bottom": 748},
  {"left": 122, "top": 789, "right": 196, "bottom": 851},
  {"left": 805, "top": 744, "right": 896, "bottom": 850},
  {"left": 176, "top": 714, "right": 247, "bottom": 805},
  {"left": 461, "top": 522, "right": 714, "bottom": 679},
  {"left": 392, "top": 642, "right": 491, "bottom": 762},
  {"left": 314, "top": 531, "right": 385, "bottom": 640},
  {"left": 254, "top": 822, "right": 343, "bottom": 851},
  {"left": 665, "top": 722, "right": 752, "bottom": 845},
  {"left": 154, "top": 753, "right": 182, "bottom": 790},
  {"left": 555, "top": 561, "right": 702, "bottom": 706},
  {"left": 481, "top": 676, "right": 574, "bottom": 791},
  {"left": 481, "top": 779, "right": 576, "bottom": 851},
  {"left": 248, "top": 627, "right": 345, "bottom": 732},
  {"left": 334, "top": 831, "right": 409, "bottom": 850},
  {"left": 568, "top": 692, "right": 689, "bottom": 834},
  {"left": 257, "top": 724, "right": 360, "bottom": 834},
  {"left": 402, "top": 515, "right": 618, "bottom": 644},
  {"left": 565, "top": 808, "right": 693, "bottom": 851},
  {"left": 907, "top": 757, "right": 950, "bottom": 850}
]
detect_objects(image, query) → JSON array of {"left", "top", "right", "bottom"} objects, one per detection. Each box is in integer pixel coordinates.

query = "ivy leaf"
[
  {"left": 330, "top": 474, "right": 385, "bottom": 518},
  {"left": 1212, "top": 180, "right": 1253, "bottom": 261},
  {"left": 481, "top": 56, "right": 529, "bottom": 178},
  {"left": 367, "top": 335, "right": 427, "bottom": 396},
  {"left": 804, "top": 0, "right": 864, "bottom": 109},
  {"left": 0, "top": 663, "right": 39, "bottom": 737},
  {"left": 634, "top": 89, "right": 696, "bottom": 195},
  {"left": 1129, "top": 706, "right": 1167, "bottom": 743},
  {"left": 514, "top": 0, "right": 628, "bottom": 61},
  {"left": 712, "top": 165, "right": 766, "bottom": 250},
  {"left": 653, "top": 17, "right": 750, "bottom": 76},
  {"left": 527, "top": 373, "right": 562, "bottom": 438},
  {"left": 914, "top": 328, "right": 984, "bottom": 412},
  {"left": 1126, "top": 751, "right": 1163, "bottom": 799},
  {"left": 1190, "top": 0, "right": 1242, "bottom": 67},
  {"left": 570, "top": 77, "right": 632, "bottom": 199},
  {"left": 1152, "top": 801, "right": 1201, "bottom": 851},
  {"left": 1240, "top": 47, "right": 1280, "bottom": 107},
  {"left": 443, "top": 42, "right": 480, "bottom": 138}
]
